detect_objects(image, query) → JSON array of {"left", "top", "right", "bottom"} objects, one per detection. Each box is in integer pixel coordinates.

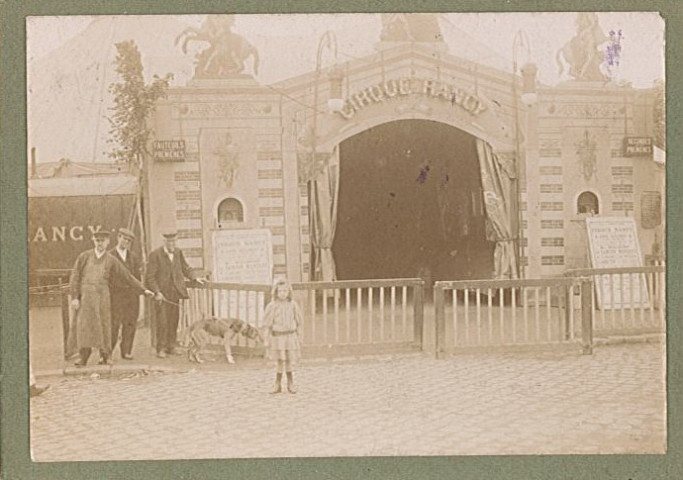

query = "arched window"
[
  {"left": 217, "top": 197, "right": 244, "bottom": 227},
  {"left": 577, "top": 191, "right": 599, "bottom": 215}
]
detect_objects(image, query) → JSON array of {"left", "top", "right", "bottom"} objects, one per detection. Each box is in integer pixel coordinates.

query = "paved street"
[{"left": 29, "top": 342, "right": 665, "bottom": 460}]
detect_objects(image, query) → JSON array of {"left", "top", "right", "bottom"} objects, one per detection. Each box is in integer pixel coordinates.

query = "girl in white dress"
[{"left": 263, "top": 279, "right": 302, "bottom": 394}]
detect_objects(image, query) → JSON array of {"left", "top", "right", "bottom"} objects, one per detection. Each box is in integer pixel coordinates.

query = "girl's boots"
[
  {"left": 286, "top": 372, "right": 296, "bottom": 394},
  {"left": 270, "top": 372, "right": 296, "bottom": 394},
  {"left": 270, "top": 373, "right": 282, "bottom": 394}
]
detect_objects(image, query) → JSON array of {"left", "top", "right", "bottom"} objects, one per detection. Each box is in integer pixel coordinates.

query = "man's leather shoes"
[
  {"left": 156, "top": 351, "right": 167, "bottom": 358},
  {"left": 166, "top": 348, "right": 183, "bottom": 356},
  {"left": 121, "top": 354, "right": 134, "bottom": 360}
]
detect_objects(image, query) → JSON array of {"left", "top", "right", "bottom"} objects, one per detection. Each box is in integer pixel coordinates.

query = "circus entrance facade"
[{"left": 146, "top": 30, "right": 662, "bottom": 286}]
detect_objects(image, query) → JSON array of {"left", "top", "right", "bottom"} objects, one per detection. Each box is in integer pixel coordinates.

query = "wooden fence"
[
  {"left": 292, "top": 278, "right": 424, "bottom": 355},
  {"left": 179, "top": 278, "right": 425, "bottom": 357},
  {"left": 433, "top": 277, "right": 584, "bottom": 356},
  {"left": 179, "top": 282, "right": 270, "bottom": 355},
  {"left": 50, "top": 268, "right": 665, "bottom": 360},
  {"left": 565, "top": 266, "right": 666, "bottom": 337}
]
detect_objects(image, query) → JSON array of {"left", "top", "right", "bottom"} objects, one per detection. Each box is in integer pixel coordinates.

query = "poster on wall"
[
  {"left": 211, "top": 229, "right": 273, "bottom": 326},
  {"left": 585, "top": 217, "right": 650, "bottom": 309}
]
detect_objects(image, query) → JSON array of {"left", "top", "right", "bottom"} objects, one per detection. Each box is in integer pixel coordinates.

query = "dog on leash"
[{"left": 185, "top": 317, "right": 264, "bottom": 364}]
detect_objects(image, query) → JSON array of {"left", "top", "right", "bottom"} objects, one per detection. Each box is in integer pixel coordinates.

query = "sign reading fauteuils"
[
  {"left": 153, "top": 140, "right": 186, "bottom": 162},
  {"left": 335, "top": 77, "right": 488, "bottom": 120}
]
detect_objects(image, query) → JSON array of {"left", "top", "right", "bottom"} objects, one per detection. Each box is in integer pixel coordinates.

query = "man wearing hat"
[
  {"left": 69, "top": 229, "right": 154, "bottom": 367},
  {"left": 146, "top": 231, "right": 206, "bottom": 358},
  {"left": 108, "top": 227, "right": 144, "bottom": 360}
]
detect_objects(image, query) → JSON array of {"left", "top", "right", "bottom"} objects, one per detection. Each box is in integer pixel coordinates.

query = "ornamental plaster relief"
[
  {"left": 172, "top": 102, "right": 276, "bottom": 119},
  {"left": 544, "top": 103, "right": 631, "bottom": 118}
]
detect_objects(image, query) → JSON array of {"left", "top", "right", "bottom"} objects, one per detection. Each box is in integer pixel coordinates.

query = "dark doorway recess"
[{"left": 334, "top": 120, "right": 494, "bottom": 283}]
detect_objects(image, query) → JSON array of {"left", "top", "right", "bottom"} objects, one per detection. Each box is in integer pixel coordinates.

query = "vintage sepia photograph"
[{"left": 26, "top": 11, "right": 666, "bottom": 461}]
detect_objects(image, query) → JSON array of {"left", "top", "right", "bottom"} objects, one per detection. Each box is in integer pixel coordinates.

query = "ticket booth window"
[
  {"left": 217, "top": 197, "right": 244, "bottom": 227},
  {"left": 577, "top": 191, "right": 599, "bottom": 215}
]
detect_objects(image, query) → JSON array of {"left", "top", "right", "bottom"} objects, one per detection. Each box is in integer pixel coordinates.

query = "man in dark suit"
[
  {"left": 146, "top": 231, "right": 206, "bottom": 358},
  {"left": 109, "top": 227, "right": 144, "bottom": 360}
]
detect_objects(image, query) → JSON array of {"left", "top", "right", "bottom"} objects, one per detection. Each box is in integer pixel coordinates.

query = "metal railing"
[
  {"left": 30, "top": 268, "right": 72, "bottom": 307},
  {"left": 433, "top": 277, "right": 581, "bottom": 357}
]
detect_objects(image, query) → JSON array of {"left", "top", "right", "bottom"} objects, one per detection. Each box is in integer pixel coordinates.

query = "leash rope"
[{"left": 158, "top": 297, "right": 181, "bottom": 307}]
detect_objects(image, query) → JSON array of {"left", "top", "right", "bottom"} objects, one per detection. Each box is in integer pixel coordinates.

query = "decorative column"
[{"left": 521, "top": 63, "right": 541, "bottom": 278}]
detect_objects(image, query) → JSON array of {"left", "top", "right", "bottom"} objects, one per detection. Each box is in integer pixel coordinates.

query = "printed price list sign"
[
  {"left": 212, "top": 229, "right": 273, "bottom": 325},
  {"left": 586, "top": 217, "right": 649, "bottom": 309},
  {"left": 212, "top": 229, "right": 272, "bottom": 284}
]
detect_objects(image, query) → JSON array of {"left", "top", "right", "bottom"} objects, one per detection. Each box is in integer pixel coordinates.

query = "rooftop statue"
[
  {"left": 379, "top": 13, "right": 444, "bottom": 43},
  {"left": 175, "top": 15, "right": 259, "bottom": 78},
  {"left": 556, "top": 12, "right": 608, "bottom": 82}
]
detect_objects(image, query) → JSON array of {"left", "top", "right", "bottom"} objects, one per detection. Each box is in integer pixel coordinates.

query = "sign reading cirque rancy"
[
  {"left": 585, "top": 217, "right": 649, "bottom": 309},
  {"left": 335, "top": 77, "right": 487, "bottom": 120},
  {"left": 211, "top": 229, "right": 273, "bottom": 326}
]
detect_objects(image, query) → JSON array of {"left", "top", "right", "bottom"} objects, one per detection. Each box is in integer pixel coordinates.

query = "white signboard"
[
  {"left": 211, "top": 229, "right": 273, "bottom": 325},
  {"left": 585, "top": 217, "right": 649, "bottom": 309},
  {"left": 212, "top": 229, "right": 273, "bottom": 284}
]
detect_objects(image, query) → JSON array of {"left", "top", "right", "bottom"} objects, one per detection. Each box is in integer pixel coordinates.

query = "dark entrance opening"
[{"left": 334, "top": 120, "right": 494, "bottom": 282}]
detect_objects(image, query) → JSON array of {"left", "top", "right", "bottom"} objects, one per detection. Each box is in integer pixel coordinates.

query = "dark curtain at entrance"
[
  {"left": 309, "top": 147, "right": 340, "bottom": 281},
  {"left": 476, "top": 139, "right": 519, "bottom": 279}
]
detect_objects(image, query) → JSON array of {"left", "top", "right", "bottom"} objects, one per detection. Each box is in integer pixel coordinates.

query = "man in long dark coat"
[
  {"left": 69, "top": 230, "right": 153, "bottom": 367},
  {"left": 109, "top": 227, "right": 144, "bottom": 360},
  {"left": 146, "top": 232, "right": 205, "bottom": 358}
]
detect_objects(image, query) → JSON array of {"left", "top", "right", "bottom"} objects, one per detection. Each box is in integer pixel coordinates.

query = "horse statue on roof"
[
  {"left": 380, "top": 13, "right": 443, "bottom": 43},
  {"left": 175, "top": 14, "right": 259, "bottom": 78},
  {"left": 556, "top": 12, "right": 608, "bottom": 82}
]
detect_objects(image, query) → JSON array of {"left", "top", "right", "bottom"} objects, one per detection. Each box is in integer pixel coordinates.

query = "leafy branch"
[
  {"left": 106, "top": 40, "right": 173, "bottom": 274},
  {"left": 107, "top": 40, "right": 173, "bottom": 169}
]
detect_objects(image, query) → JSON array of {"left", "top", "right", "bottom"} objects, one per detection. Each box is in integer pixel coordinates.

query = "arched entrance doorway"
[{"left": 333, "top": 119, "right": 495, "bottom": 282}]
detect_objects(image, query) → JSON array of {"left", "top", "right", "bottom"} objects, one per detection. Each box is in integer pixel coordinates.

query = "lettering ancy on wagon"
[
  {"left": 30, "top": 225, "right": 105, "bottom": 243},
  {"left": 335, "top": 77, "right": 488, "bottom": 120}
]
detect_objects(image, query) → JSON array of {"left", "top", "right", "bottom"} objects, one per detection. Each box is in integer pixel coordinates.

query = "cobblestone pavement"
[{"left": 29, "top": 342, "right": 666, "bottom": 461}]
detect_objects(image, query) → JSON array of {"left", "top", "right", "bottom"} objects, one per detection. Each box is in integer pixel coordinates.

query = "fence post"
[
  {"left": 60, "top": 279, "right": 69, "bottom": 358},
  {"left": 564, "top": 284, "right": 573, "bottom": 340},
  {"left": 580, "top": 278, "right": 593, "bottom": 354},
  {"left": 413, "top": 281, "right": 424, "bottom": 351},
  {"left": 433, "top": 283, "right": 445, "bottom": 359}
]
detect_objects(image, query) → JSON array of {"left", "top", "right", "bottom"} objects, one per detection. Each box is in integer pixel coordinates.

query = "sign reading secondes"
[
  {"left": 335, "top": 77, "right": 488, "bottom": 120},
  {"left": 623, "top": 137, "right": 653, "bottom": 157}
]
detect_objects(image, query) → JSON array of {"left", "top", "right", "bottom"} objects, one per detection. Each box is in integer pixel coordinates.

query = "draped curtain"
[
  {"left": 476, "top": 139, "right": 519, "bottom": 279},
  {"left": 309, "top": 147, "right": 340, "bottom": 281}
]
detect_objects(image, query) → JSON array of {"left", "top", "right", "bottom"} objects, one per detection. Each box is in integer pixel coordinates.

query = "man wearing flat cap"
[
  {"left": 146, "top": 231, "right": 206, "bottom": 358},
  {"left": 108, "top": 227, "right": 144, "bottom": 360},
  {"left": 69, "top": 229, "right": 153, "bottom": 367}
]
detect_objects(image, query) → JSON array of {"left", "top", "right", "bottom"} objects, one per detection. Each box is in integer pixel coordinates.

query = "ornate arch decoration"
[{"left": 310, "top": 77, "right": 516, "bottom": 155}]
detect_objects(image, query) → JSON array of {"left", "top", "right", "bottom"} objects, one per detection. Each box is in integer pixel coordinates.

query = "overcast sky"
[{"left": 28, "top": 12, "right": 664, "bottom": 88}]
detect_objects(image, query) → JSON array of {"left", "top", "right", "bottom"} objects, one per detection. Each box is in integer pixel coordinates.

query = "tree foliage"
[{"left": 108, "top": 40, "right": 173, "bottom": 167}]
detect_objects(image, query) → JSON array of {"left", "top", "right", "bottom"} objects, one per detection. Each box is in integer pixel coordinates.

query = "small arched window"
[
  {"left": 577, "top": 191, "right": 599, "bottom": 215},
  {"left": 217, "top": 197, "right": 244, "bottom": 227}
]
